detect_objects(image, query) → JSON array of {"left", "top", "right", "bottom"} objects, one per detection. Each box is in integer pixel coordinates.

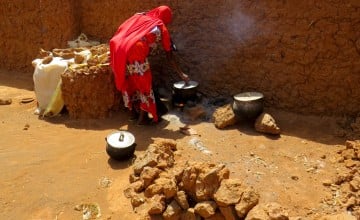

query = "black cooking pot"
[
  {"left": 105, "top": 130, "right": 136, "bottom": 160},
  {"left": 232, "top": 92, "right": 264, "bottom": 121},
  {"left": 172, "top": 80, "right": 199, "bottom": 101}
]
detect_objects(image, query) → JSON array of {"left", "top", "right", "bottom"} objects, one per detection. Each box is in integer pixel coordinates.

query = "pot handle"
[{"left": 119, "top": 133, "right": 124, "bottom": 142}]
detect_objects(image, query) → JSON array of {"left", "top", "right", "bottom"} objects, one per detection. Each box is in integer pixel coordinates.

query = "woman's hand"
[{"left": 179, "top": 72, "right": 190, "bottom": 82}]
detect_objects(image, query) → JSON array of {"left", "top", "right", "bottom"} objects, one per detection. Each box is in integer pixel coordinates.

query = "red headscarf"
[{"left": 110, "top": 6, "right": 173, "bottom": 91}]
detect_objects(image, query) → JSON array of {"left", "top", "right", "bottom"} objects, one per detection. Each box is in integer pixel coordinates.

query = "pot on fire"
[
  {"left": 232, "top": 92, "right": 264, "bottom": 120},
  {"left": 172, "top": 80, "right": 199, "bottom": 103}
]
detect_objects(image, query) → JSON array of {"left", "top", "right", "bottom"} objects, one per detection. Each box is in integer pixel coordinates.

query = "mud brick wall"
[
  {"left": 1, "top": 0, "right": 359, "bottom": 116},
  {"left": 0, "top": 0, "right": 79, "bottom": 70},
  {"left": 61, "top": 65, "right": 121, "bottom": 119}
]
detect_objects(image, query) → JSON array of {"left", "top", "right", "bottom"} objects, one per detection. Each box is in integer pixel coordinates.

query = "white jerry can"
[{"left": 32, "top": 57, "right": 68, "bottom": 115}]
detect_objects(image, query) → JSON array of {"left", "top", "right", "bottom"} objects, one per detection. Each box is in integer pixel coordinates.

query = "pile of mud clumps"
[
  {"left": 124, "top": 138, "right": 358, "bottom": 219},
  {"left": 321, "top": 140, "right": 360, "bottom": 217},
  {"left": 35, "top": 43, "right": 121, "bottom": 119},
  {"left": 60, "top": 44, "right": 121, "bottom": 119}
]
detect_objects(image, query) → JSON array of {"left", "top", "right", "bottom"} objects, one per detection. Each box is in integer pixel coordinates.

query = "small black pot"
[
  {"left": 172, "top": 80, "right": 199, "bottom": 102},
  {"left": 105, "top": 131, "right": 136, "bottom": 160}
]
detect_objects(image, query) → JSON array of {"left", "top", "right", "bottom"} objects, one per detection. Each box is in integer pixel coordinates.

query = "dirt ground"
[{"left": 0, "top": 69, "right": 357, "bottom": 219}]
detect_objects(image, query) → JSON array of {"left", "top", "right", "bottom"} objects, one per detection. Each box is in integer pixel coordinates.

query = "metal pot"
[
  {"left": 105, "top": 130, "right": 136, "bottom": 160},
  {"left": 172, "top": 80, "right": 199, "bottom": 102},
  {"left": 232, "top": 92, "right": 264, "bottom": 120}
]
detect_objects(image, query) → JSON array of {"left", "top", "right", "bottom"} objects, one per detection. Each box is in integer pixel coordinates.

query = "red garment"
[
  {"left": 109, "top": 6, "right": 173, "bottom": 122},
  {"left": 110, "top": 5, "right": 172, "bottom": 91},
  {"left": 123, "top": 40, "right": 156, "bottom": 121}
]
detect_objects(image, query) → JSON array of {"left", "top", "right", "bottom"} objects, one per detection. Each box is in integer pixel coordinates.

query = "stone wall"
[{"left": 1, "top": 0, "right": 359, "bottom": 116}]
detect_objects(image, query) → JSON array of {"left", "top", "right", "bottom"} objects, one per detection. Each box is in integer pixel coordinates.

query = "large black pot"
[
  {"left": 105, "top": 131, "right": 136, "bottom": 160},
  {"left": 232, "top": 92, "right": 264, "bottom": 121},
  {"left": 172, "top": 80, "right": 199, "bottom": 102}
]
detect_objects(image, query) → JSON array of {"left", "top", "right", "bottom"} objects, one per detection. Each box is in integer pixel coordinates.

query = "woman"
[{"left": 110, "top": 5, "right": 189, "bottom": 125}]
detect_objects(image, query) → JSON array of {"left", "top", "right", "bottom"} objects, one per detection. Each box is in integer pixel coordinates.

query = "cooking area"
[{"left": 1, "top": 1, "right": 360, "bottom": 219}]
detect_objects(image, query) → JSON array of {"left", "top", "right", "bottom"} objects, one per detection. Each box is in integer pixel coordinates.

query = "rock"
[
  {"left": 244, "top": 204, "right": 268, "bottom": 220},
  {"left": 132, "top": 140, "right": 177, "bottom": 174},
  {"left": 144, "top": 183, "right": 163, "bottom": 198},
  {"left": 131, "top": 194, "right": 145, "bottom": 208},
  {"left": 147, "top": 143, "right": 176, "bottom": 169},
  {"left": 145, "top": 177, "right": 178, "bottom": 199},
  {"left": 196, "top": 165, "right": 226, "bottom": 201},
  {"left": 124, "top": 181, "right": 144, "bottom": 196},
  {"left": 194, "top": 201, "right": 218, "bottom": 218},
  {"left": 133, "top": 151, "right": 158, "bottom": 175},
  {"left": 140, "top": 167, "right": 161, "bottom": 188},
  {"left": 235, "top": 187, "right": 260, "bottom": 218},
  {"left": 254, "top": 113, "right": 281, "bottom": 135},
  {"left": 153, "top": 138, "right": 178, "bottom": 151},
  {"left": 245, "top": 202, "right": 289, "bottom": 220},
  {"left": 212, "top": 104, "right": 238, "bottom": 129},
  {"left": 180, "top": 164, "right": 199, "bottom": 199},
  {"left": 213, "top": 179, "right": 244, "bottom": 206},
  {"left": 161, "top": 177, "right": 178, "bottom": 199},
  {"left": 163, "top": 200, "right": 182, "bottom": 220},
  {"left": 147, "top": 194, "right": 166, "bottom": 215},
  {"left": 180, "top": 162, "right": 227, "bottom": 201},
  {"left": 175, "top": 191, "right": 189, "bottom": 210}
]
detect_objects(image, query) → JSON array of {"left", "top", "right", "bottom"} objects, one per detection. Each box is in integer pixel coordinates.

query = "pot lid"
[
  {"left": 173, "top": 80, "right": 198, "bottom": 89},
  {"left": 106, "top": 131, "right": 135, "bottom": 148},
  {"left": 234, "top": 92, "right": 264, "bottom": 101}
]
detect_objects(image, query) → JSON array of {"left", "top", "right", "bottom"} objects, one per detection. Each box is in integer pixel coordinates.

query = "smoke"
[{"left": 223, "top": 8, "right": 256, "bottom": 43}]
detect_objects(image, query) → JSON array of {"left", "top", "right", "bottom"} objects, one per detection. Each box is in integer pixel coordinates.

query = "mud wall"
[
  {"left": 0, "top": 0, "right": 79, "bottom": 70},
  {"left": 1, "top": 0, "right": 360, "bottom": 116}
]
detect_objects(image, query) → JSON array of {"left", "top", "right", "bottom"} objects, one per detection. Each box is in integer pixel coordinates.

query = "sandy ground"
[{"left": 0, "top": 69, "right": 351, "bottom": 219}]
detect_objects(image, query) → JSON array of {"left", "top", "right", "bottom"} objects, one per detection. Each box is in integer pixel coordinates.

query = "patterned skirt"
[{"left": 122, "top": 40, "right": 158, "bottom": 122}]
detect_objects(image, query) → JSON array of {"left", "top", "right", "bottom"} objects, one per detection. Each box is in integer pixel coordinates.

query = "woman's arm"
[
  {"left": 166, "top": 50, "right": 190, "bottom": 82},
  {"left": 159, "top": 25, "right": 190, "bottom": 82}
]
